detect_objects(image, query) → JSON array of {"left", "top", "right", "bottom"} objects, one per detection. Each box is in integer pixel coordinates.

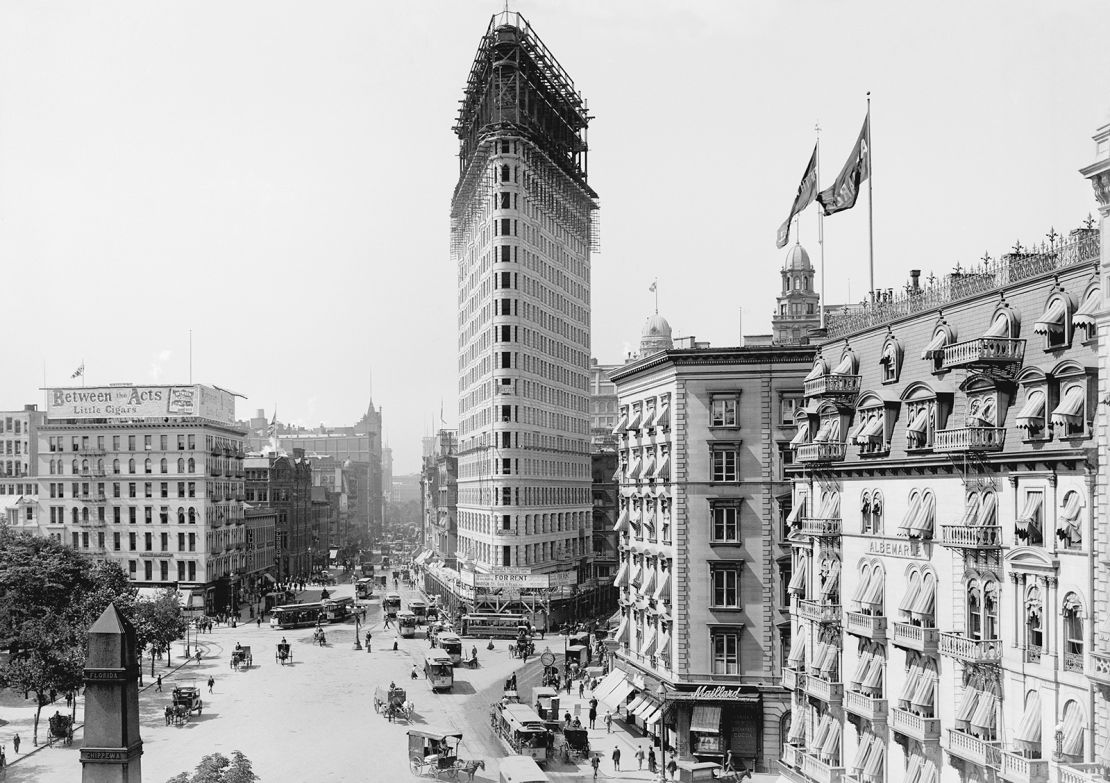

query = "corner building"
[
  {"left": 448, "top": 12, "right": 597, "bottom": 620},
  {"left": 779, "top": 219, "right": 1105, "bottom": 779},
  {"left": 607, "top": 343, "right": 814, "bottom": 775}
]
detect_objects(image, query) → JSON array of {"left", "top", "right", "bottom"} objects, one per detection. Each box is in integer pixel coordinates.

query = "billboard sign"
[{"left": 48, "top": 384, "right": 236, "bottom": 423}]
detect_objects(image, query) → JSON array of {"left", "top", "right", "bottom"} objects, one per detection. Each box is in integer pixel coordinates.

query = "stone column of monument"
[{"left": 80, "top": 603, "right": 143, "bottom": 783}]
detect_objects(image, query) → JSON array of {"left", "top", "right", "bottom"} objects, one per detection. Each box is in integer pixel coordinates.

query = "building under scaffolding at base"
[{"left": 427, "top": 11, "right": 602, "bottom": 627}]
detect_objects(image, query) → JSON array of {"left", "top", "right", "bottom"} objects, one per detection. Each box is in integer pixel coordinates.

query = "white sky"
[{"left": 1, "top": 1, "right": 1107, "bottom": 472}]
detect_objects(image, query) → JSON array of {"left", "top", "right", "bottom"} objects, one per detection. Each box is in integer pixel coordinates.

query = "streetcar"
[
  {"left": 490, "top": 702, "right": 550, "bottom": 763},
  {"left": 383, "top": 592, "right": 402, "bottom": 619},
  {"left": 398, "top": 610, "right": 418, "bottom": 638},
  {"left": 424, "top": 650, "right": 455, "bottom": 692},
  {"left": 355, "top": 578, "right": 375, "bottom": 600},
  {"left": 409, "top": 599, "right": 428, "bottom": 621},
  {"left": 271, "top": 602, "right": 326, "bottom": 629},
  {"left": 498, "top": 755, "right": 550, "bottom": 783},
  {"left": 435, "top": 631, "right": 463, "bottom": 665},
  {"left": 461, "top": 613, "right": 528, "bottom": 639},
  {"left": 323, "top": 597, "right": 355, "bottom": 622}
]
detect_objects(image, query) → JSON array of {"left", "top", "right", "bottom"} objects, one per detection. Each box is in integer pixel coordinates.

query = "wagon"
[
  {"left": 169, "top": 684, "right": 203, "bottom": 725},
  {"left": 407, "top": 728, "right": 463, "bottom": 780},
  {"left": 374, "top": 685, "right": 410, "bottom": 721},
  {"left": 230, "top": 645, "right": 253, "bottom": 670},
  {"left": 47, "top": 712, "right": 74, "bottom": 746},
  {"left": 275, "top": 641, "right": 293, "bottom": 665}
]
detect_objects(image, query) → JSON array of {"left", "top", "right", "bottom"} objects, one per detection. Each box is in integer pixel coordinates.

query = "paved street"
[{"left": 0, "top": 581, "right": 785, "bottom": 783}]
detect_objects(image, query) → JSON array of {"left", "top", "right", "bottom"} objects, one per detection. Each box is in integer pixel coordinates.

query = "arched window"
[
  {"left": 177, "top": 458, "right": 185, "bottom": 473},
  {"left": 159, "top": 458, "right": 167, "bottom": 474},
  {"left": 1063, "top": 593, "right": 1085, "bottom": 672},
  {"left": 967, "top": 579, "right": 983, "bottom": 639},
  {"left": 187, "top": 458, "right": 195, "bottom": 473},
  {"left": 984, "top": 580, "right": 999, "bottom": 639},
  {"left": 500, "top": 164, "right": 510, "bottom": 182},
  {"left": 96, "top": 459, "right": 104, "bottom": 473},
  {"left": 81, "top": 507, "right": 88, "bottom": 522},
  {"left": 71, "top": 508, "right": 79, "bottom": 524},
  {"left": 113, "top": 459, "right": 120, "bottom": 474},
  {"left": 128, "top": 458, "right": 136, "bottom": 474},
  {"left": 177, "top": 507, "right": 185, "bottom": 524},
  {"left": 71, "top": 459, "right": 79, "bottom": 473},
  {"left": 188, "top": 508, "right": 196, "bottom": 524},
  {"left": 81, "top": 459, "right": 89, "bottom": 472},
  {"left": 49, "top": 460, "right": 56, "bottom": 475},
  {"left": 144, "top": 458, "right": 152, "bottom": 474}
]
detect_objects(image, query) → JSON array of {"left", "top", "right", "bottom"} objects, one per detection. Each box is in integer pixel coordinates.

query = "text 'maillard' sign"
[{"left": 49, "top": 385, "right": 235, "bottom": 423}]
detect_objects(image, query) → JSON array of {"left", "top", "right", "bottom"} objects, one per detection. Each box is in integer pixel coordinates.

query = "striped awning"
[
  {"left": 1062, "top": 701, "right": 1085, "bottom": 756},
  {"left": 820, "top": 560, "right": 841, "bottom": 598},
  {"left": 1016, "top": 390, "right": 1046, "bottom": 430},
  {"left": 786, "top": 498, "right": 807, "bottom": 524},
  {"left": 1014, "top": 691, "right": 1042, "bottom": 747},
  {"left": 613, "top": 507, "right": 630, "bottom": 533},
  {"left": 976, "top": 492, "right": 997, "bottom": 527},
  {"left": 910, "top": 572, "right": 936, "bottom": 621},
  {"left": 813, "top": 418, "right": 840, "bottom": 443},
  {"left": 805, "top": 358, "right": 829, "bottom": 382},
  {"left": 1073, "top": 288, "right": 1102, "bottom": 329},
  {"left": 790, "top": 422, "right": 811, "bottom": 448},
  {"left": 1051, "top": 385, "right": 1086, "bottom": 427},
  {"left": 787, "top": 633, "right": 807, "bottom": 668},
  {"left": 1015, "top": 493, "right": 1043, "bottom": 535},
  {"left": 832, "top": 354, "right": 856, "bottom": 375},
  {"left": 983, "top": 312, "right": 1011, "bottom": 338},
  {"left": 652, "top": 403, "right": 670, "bottom": 429},
  {"left": 613, "top": 560, "right": 629, "bottom": 588},
  {"left": 788, "top": 553, "right": 808, "bottom": 594},
  {"left": 906, "top": 408, "right": 930, "bottom": 435},
  {"left": 627, "top": 408, "right": 643, "bottom": 431},
  {"left": 921, "top": 330, "right": 949, "bottom": 360},
  {"left": 654, "top": 455, "right": 670, "bottom": 480},
  {"left": 860, "top": 566, "right": 884, "bottom": 610},
  {"left": 1033, "top": 299, "right": 1067, "bottom": 335},
  {"left": 613, "top": 413, "right": 629, "bottom": 435},
  {"left": 653, "top": 571, "right": 671, "bottom": 602},
  {"left": 900, "top": 492, "right": 935, "bottom": 538},
  {"left": 960, "top": 493, "right": 981, "bottom": 527},
  {"left": 656, "top": 629, "right": 671, "bottom": 659},
  {"left": 690, "top": 705, "right": 722, "bottom": 733}
]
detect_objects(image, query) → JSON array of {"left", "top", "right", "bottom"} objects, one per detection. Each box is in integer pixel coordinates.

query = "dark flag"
[
  {"left": 817, "top": 114, "right": 870, "bottom": 216},
  {"left": 776, "top": 145, "right": 819, "bottom": 249}
]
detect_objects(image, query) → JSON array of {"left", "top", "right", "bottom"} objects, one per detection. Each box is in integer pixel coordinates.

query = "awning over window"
[
  {"left": 613, "top": 560, "right": 629, "bottom": 588},
  {"left": 640, "top": 567, "right": 656, "bottom": 598},
  {"left": 906, "top": 408, "right": 930, "bottom": 436},
  {"left": 628, "top": 459, "right": 643, "bottom": 480},
  {"left": 1015, "top": 493, "right": 1043, "bottom": 536},
  {"left": 654, "top": 455, "right": 670, "bottom": 480},
  {"left": 614, "top": 616, "right": 630, "bottom": 647},
  {"left": 910, "top": 668, "right": 935, "bottom": 709},
  {"left": 899, "top": 492, "right": 935, "bottom": 538},
  {"left": 1061, "top": 491, "right": 1083, "bottom": 521},
  {"left": 604, "top": 675, "right": 636, "bottom": 710},
  {"left": 652, "top": 403, "right": 670, "bottom": 429},
  {"left": 1061, "top": 701, "right": 1085, "bottom": 756},
  {"left": 860, "top": 567, "right": 884, "bottom": 610},
  {"left": 960, "top": 493, "right": 981, "bottom": 527},
  {"left": 881, "top": 342, "right": 898, "bottom": 365},
  {"left": 1073, "top": 288, "right": 1102, "bottom": 330},
  {"left": 653, "top": 572, "right": 671, "bottom": 602},
  {"left": 905, "top": 754, "right": 925, "bottom": 783},
  {"left": 851, "top": 648, "right": 874, "bottom": 688},
  {"left": 613, "top": 412, "right": 629, "bottom": 435},
  {"left": 640, "top": 627, "right": 658, "bottom": 658},
  {"left": 640, "top": 455, "right": 656, "bottom": 479},
  {"left": 592, "top": 669, "right": 624, "bottom": 703},
  {"left": 811, "top": 714, "right": 833, "bottom": 754},
  {"left": 627, "top": 694, "right": 649, "bottom": 715},
  {"left": 976, "top": 492, "right": 997, "bottom": 527},
  {"left": 656, "top": 629, "right": 671, "bottom": 659},
  {"left": 813, "top": 418, "right": 840, "bottom": 443},
  {"left": 1033, "top": 299, "right": 1067, "bottom": 335},
  {"left": 786, "top": 498, "right": 806, "bottom": 525},
  {"left": 614, "top": 507, "right": 630, "bottom": 533},
  {"left": 788, "top": 553, "right": 808, "bottom": 594},
  {"left": 820, "top": 717, "right": 841, "bottom": 758},
  {"left": 787, "top": 712, "right": 807, "bottom": 744},
  {"left": 863, "top": 736, "right": 884, "bottom": 777},
  {"left": 832, "top": 354, "right": 856, "bottom": 375},
  {"left": 627, "top": 408, "right": 643, "bottom": 431},
  {"left": 1015, "top": 391, "right": 1046, "bottom": 430},
  {"left": 817, "top": 492, "right": 840, "bottom": 519},
  {"left": 970, "top": 688, "right": 998, "bottom": 733},
  {"left": 919, "top": 760, "right": 939, "bottom": 783},
  {"left": 789, "top": 422, "right": 811, "bottom": 448},
  {"left": 689, "top": 705, "right": 722, "bottom": 733},
  {"left": 846, "top": 419, "right": 868, "bottom": 444},
  {"left": 983, "top": 312, "right": 1010, "bottom": 338},
  {"left": 629, "top": 561, "right": 642, "bottom": 588},
  {"left": 816, "top": 639, "right": 839, "bottom": 678},
  {"left": 1014, "top": 691, "right": 1042, "bottom": 747},
  {"left": 857, "top": 413, "right": 884, "bottom": 443},
  {"left": 921, "top": 330, "right": 949, "bottom": 360},
  {"left": 820, "top": 560, "right": 841, "bottom": 598},
  {"left": 899, "top": 573, "right": 921, "bottom": 613},
  {"left": 787, "top": 633, "right": 807, "bottom": 668},
  {"left": 805, "top": 358, "right": 829, "bottom": 382},
  {"left": 1051, "top": 385, "right": 1086, "bottom": 427}
]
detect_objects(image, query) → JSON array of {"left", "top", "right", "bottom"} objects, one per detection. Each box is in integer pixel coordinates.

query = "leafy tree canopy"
[{"left": 165, "top": 751, "right": 259, "bottom": 783}]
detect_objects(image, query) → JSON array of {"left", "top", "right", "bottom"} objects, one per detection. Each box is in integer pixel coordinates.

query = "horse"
[
  {"left": 458, "top": 759, "right": 485, "bottom": 783},
  {"left": 403, "top": 700, "right": 416, "bottom": 720},
  {"left": 164, "top": 706, "right": 173, "bottom": 725},
  {"left": 715, "top": 767, "right": 753, "bottom": 783}
]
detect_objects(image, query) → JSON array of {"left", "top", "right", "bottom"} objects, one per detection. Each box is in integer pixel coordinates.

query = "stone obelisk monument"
[{"left": 81, "top": 603, "right": 143, "bottom": 783}]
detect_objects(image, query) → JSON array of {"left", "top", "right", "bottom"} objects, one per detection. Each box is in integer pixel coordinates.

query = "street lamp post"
[
  {"left": 655, "top": 682, "right": 670, "bottom": 782},
  {"left": 353, "top": 613, "right": 362, "bottom": 650}
]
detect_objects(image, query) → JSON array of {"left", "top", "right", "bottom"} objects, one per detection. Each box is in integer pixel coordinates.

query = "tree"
[
  {"left": 130, "top": 588, "right": 186, "bottom": 675},
  {"left": 0, "top": 530, "right": 135, "bottom": 744},
  {"left": 165, "top": 751, "right": 259, "bottom": 783}
]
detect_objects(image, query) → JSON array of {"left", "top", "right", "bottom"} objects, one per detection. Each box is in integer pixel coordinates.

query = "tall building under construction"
[{"left": 440, "top": 11, "right": 599, "bottom": 621}]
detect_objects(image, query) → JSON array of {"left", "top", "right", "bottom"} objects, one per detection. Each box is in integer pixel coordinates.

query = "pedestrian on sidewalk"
[
  {"left": 207, "top": 676, "right": 214, "bottom": 694},
  {"left": 611, "top": 746, "right": 621, "bottom": 771},
  {"left": 588, "top": 704, "right": 597, "bottom": 729},
  {"left": 604, "top": 710, "right": 612, "bottom": 733},
  {"left": 1, "top": 745, "right": 6, "bottom": 770},
  {"left": 666, "top": 759, "right": 677, "bottom": 780},
  {"left": 635, "top": 745, "right": 645, "bottom": 770},
  {"left": 13, "top": 734, "right": 20, "bottom": 754},
  {"left": 156, "top": 675, "right": 162, "bottom": 692},
  {"left": 590, "top": 752, "right": 600, "bottom": 779},
  {"left": 648, "top": 747, "right": 656, "bottom": 774},
  {"left": 578, "top": 680, "right": 585, "bottom": 698},
  {"left": 256, "top": 616, "right": 261, "bottom": 628}
]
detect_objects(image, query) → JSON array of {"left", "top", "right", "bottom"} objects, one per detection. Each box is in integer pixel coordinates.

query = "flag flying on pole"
[
  {"left": 776, "top": 145, "right": 819, "bottom": 248},
  {"left": 817, "top": 114, "right": 870, "bottom": 216},
  {"left": 649, "top": 281, "right": 657, "bottom": 293},
  {"left": 71, "top": 363, "right": 84, "bottom": 379},
  {"left": 266, "top": 411, "right": 277, "bottom": 437}
]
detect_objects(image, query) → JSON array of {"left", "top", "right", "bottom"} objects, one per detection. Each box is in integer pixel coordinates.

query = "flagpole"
[
  {"left": 816, "top": 122, "right": 826, "bottom": 329},
  {"left": 867, "top": 92, "right": 874, "bottom": 301},
  {"left": 82, "top": 359, "right": 85, "bottom": 388}
]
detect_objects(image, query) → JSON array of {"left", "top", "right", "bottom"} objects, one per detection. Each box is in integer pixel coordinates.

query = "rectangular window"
[
  {"left": 711, "top": 449, "right": 738, "bottom": 482},
  {"left": 710, "top": 504, "right": 740, "bottom": 543},
  {"left": 144, "top": 532, "right": 152, "bottom": 551},
  {"left": 129, "top": 507, "right": 137, "bottom": 524},
  {"left": 711, "top": 629, "right": 741, "bottom": 674},
  {"left": 178, "top": 561, "right": 186, "bottom": 581},
  {"left": 144, "top": 507, "right": 152, "bottom": 524},
  {"left": 129, "top": 532, "right": 136, "bottom": 550},
  {"left": 144, "top": 561, "right": 153, "bottom": 581},
  {"left": 781, "top": 394, "right": 803, "bottom": 426},
  {"left": 188, "top": 482, "right": 196, "bottom": 498},
  {"left": 113, "top": 532, "right": 121, "bottom": 551},
  {"left": 113, "top": 507, "right": 121, "bottom": 524},
  {"left": 711, "top": 565, "right": 741, "bottom": 608},
  {"left": 159, "top": 435, "right": 167, "bottom": 451},
  {"left": 711, "top": 398, "right": 738, "bottom": 427},
  {"left": 188, "top": 533, "right": 196, "bottom": 551},
  {"left": 188, "top": 435, "right": 195, "bottom": 450},
  {"left": 144, "top": 482, "right": 152, "bottom": 498},
  {"left": 188, "top": 561, "right": 196, "bottom": 581}
]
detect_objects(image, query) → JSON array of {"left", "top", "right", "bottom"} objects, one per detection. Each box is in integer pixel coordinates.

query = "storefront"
[{"left": 671, "top": 686, "right": 762, "bottom": 769}]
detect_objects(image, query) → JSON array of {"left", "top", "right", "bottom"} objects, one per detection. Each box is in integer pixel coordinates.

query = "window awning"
[
  {"left": 789, "top": 422, "right": 811, "bottom": 448},
  {"left": 640, "top": 627, "right": 658, "bottom": 658},
  {"left": 1073, "top": 288, "right": 1102, "bottom": 329},
  {"left": 614, "top": 616, "right": 630, "bottom": 647},
  {"left": 788, "top": 554, "right": 808, "bottom": 594},
  {"left": 612, "top": 413, "right": 629, "bottom": 435},
  {"left": 604, "top": 677, "right": 636, "bottom": 710},
  {"left": 805, "top": 358, "right": 829, "bottom": 382},
  {"left": 1060, "top": 491, "right": 1083, "bottom": 522},
  {"left": 901, "top": 492, "right": 935, "bottom": 538},
  {"left": 690, "top": 705, "right": 722, "bottom": 733},
  {"left": 846, "top": 419, "right": 868, "bottom": 444},
  {"left": 851, "top": 567, "right": 871, "bottom": 604},
  {"left": 652, "top": 404, "right": 670, "bottom": 429},
  {"left": 905, "top": 754, "right": 925, "bottom": 783},
  {"left": 813, "top": 418, "right": 840, "bottom": 443},
  {"left": 626, "top": 694, "right": 649, "bottom": 715},
  {"left": 1062, "top": 701, "right": 1084, "bottom": 756},
  {"left": 817, "top": 639, "right": 839, "bottom": 678},
  {"left": 832, "top": 354, "right": 856, "bottom": 375},
  {"left": 851, "top": 648, "right": 873, "bottom": 687},
  {"left": 1051, "top": 385, "right": 1086, "bottom": 427},
  {"left": 960, "top": 493, "right": 981, "bottom": 527},
  {"left": 640, "top": 567, "right": 657, "bottom": 598},
  {"left": 656, "top": 629, "right": 671, "bottom": 659},
  {"left": 1015, "top": 493, "right": 1043, "bottom": 535},
  {"left": 1033, "top": 299, "right": 1067, "bottom": 335},
  {"left": 921, "top": 330, "right": 949, "bottom": 360},
  {"left": 906, "top": 408, "right": 930, "bottom": 435},
  {"left": 1015, "top": 390, "right": 1046, "bottom": 430},
  {"left": 910, "top": 670, "right": 935, "bottom": 708},
  {"left": 628, "top": 459, "right": 643, "bottom": 480},
  {"left": 863, "top": 735, "right": 884, "bottom": 777},
  {"left": 628, "top": 408, "right": 643, "bottom": 431},
  {"left": 786, "top": 498, "right": 807, "bottom": 525},
  {"left": 860, "top": 567, "right": 884, "bottom": 610},
  {"left": 899, "top": 574, "right": 922, "bottom": 614},
  {"left": 613, "top": 560, "right": 629, "bottom": 588},
  {"left": 852, "top": 732, "right": 874, "bottom": 771},
  {"left": 787, "top": 633, "right": 807, "bottom": 668},
  {"left": 592, "top": 669, "right": 624, "bottom": 703},
  {"left": 640, "top": 455, "right": 656, "bottom": 479},
  {"left": 643, "top": 704, "right": 663, "bottom": 727},
  {"left": 1014, "top": 691, "right": 1042, "bottom": 747},
  {"left": 970, "top": 689, "right": 997, "bottom": 733},
  {"left": 976, "top": 492, "right": 997, "bottom": 527},
  {"left": 614, "top": 507, "right": 630, "bottom": 534},
  {"left": 858, "top": 413, "right": 884, "bottom": 443},
  {"left": 919, "top": 760, "right": 939, "bottom": 783},
  {"left": 629, "top": 560, "right": 642, "bottom": 588},
  {"left": 820, "top": 560, "right": 841, "bottom": 598},
  {"left": 653, "top": 571, "right": 671, "bottom": 602},
  {"left": 817, "top": 492, "right": 840, "bottom": 519},
  {"left": 820, "top": 717, "right": 841, "bottom": 758},
  {"left": 899, "top": 662, "right": 923, "bottom": 703},
  {"left": 861, "top": 653, "right": 884, "bottom": 690},
  {"left": 654, "top": 455, "right": 670, "bottom": 480},
  {"left": 881, "top": 342, "right": 898, "bottom": 365},
  {"left": 811, "top": 715, "right": 832, "bottom": 754},
  {"left": 956, "top": 686, "right": 980, "bottom": 723},
  {"left": 983, "top": 312, "right": 1010, "bottom": 338},
  {"left": 787, "top": 712, "right": 807, "bottom": 744},
  {"left": 633, "top": 695, "right": 659, "bottom": 719}
]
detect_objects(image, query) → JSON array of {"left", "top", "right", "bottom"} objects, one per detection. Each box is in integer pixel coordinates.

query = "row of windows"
[
  {"left": 48, "top": 457, "right": 206, "bottom": 475},
  {"left": 0, "top": 483, "right": 35, "bottom": 495},
  {"left": 47, "top": 481, "right": 202, "bottom": 499},
  {"left": 0, "top": 417, "right": 25, "bottom": 434},
  {"left": 72, "top": 529, "right": 199, "bottom": 552},
  {"left": 50, "top": 505, "right": 200, "bottom": 524},
  {"left": 1, "top": 440, "right": 26, "bottom": 455},
  {"left": 47, "top": 434, "right": 203, "bottom": 452}
]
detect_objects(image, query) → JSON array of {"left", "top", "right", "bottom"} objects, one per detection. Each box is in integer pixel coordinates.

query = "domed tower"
[
  {"left": 772, "top": 242, "right": 821, "bottom": 343},
  {"left": 640, "top": 312, "right": 674, "bottom": 356}
]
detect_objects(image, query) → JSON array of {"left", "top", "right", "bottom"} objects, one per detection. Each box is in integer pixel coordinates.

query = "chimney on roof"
[{"left": 910, "top": 269, "right": 921, "bottom": 291}]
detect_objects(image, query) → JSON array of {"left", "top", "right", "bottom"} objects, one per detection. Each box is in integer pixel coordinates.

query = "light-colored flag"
[
  {"left": 71, "top": 363, "right": 84, "bottom": 379},
  {"left": 649, "top": 281, "right": 657, "bottom": 293}
]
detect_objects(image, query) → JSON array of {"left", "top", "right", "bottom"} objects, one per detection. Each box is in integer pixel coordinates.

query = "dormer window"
[
  {"left": 1072, "top": 283, "right": 1102, "bottom": 339},
  {"left": 921, "top": 320, "right": 956, "bottom": 374},
  {"left": 1033, "top": 292, "right": 1073, "bottom": 350},
  {"left": 880, "top": 336, "right": 903, "bottom": 384}
]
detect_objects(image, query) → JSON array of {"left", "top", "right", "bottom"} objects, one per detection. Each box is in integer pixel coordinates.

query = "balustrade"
[
  {"left": 939, "top": 632, "right": 1002, "bottom": 664},
  {"left": 939, "top": 524, "right": 1003, "bottom": 549},
  {"left": 891, "top": 707, "right": 940, "bottom": 742},
  {"left": 946, "top": 730, "right": 1001, "bottom": 768},
  {"left": 999, "top": 751, "right": 1048, "bottom": 783},
  {"left": 845, "top": 612, "right": 886, "bottom": 642},
  {"left": 934, "top": 427, "right": 1006, "bottom": 453},
  {"left": 892, "top": 623, "right": 939, "bottom": 654}
]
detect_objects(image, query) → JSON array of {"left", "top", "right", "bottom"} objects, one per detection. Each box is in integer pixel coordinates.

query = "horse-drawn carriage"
[
  {"left": 407, "top": 728, "right": 485, "bottom": 781},
  {"left": 556, "top": 727, "right": 590, "bottom": 762},
  {"left": 230, "top": 644, "right": 253, "bottom": 670},
  {"left": 167, "top": 684, "right": 202, "bottom": 725},
  {"left": 373, "top": 685, "right": 411, "bottom": 722},
  {"left": 275, "top": 641, "right": 293, "bottom": 665},
  {"left": 47, "top": 711, "right": 74, "bottom": 746}
]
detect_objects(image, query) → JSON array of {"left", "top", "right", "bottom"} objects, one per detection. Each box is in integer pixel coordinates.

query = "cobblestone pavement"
[{"left": 0, "top": 581, "right": 782, "bottom": 782}]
